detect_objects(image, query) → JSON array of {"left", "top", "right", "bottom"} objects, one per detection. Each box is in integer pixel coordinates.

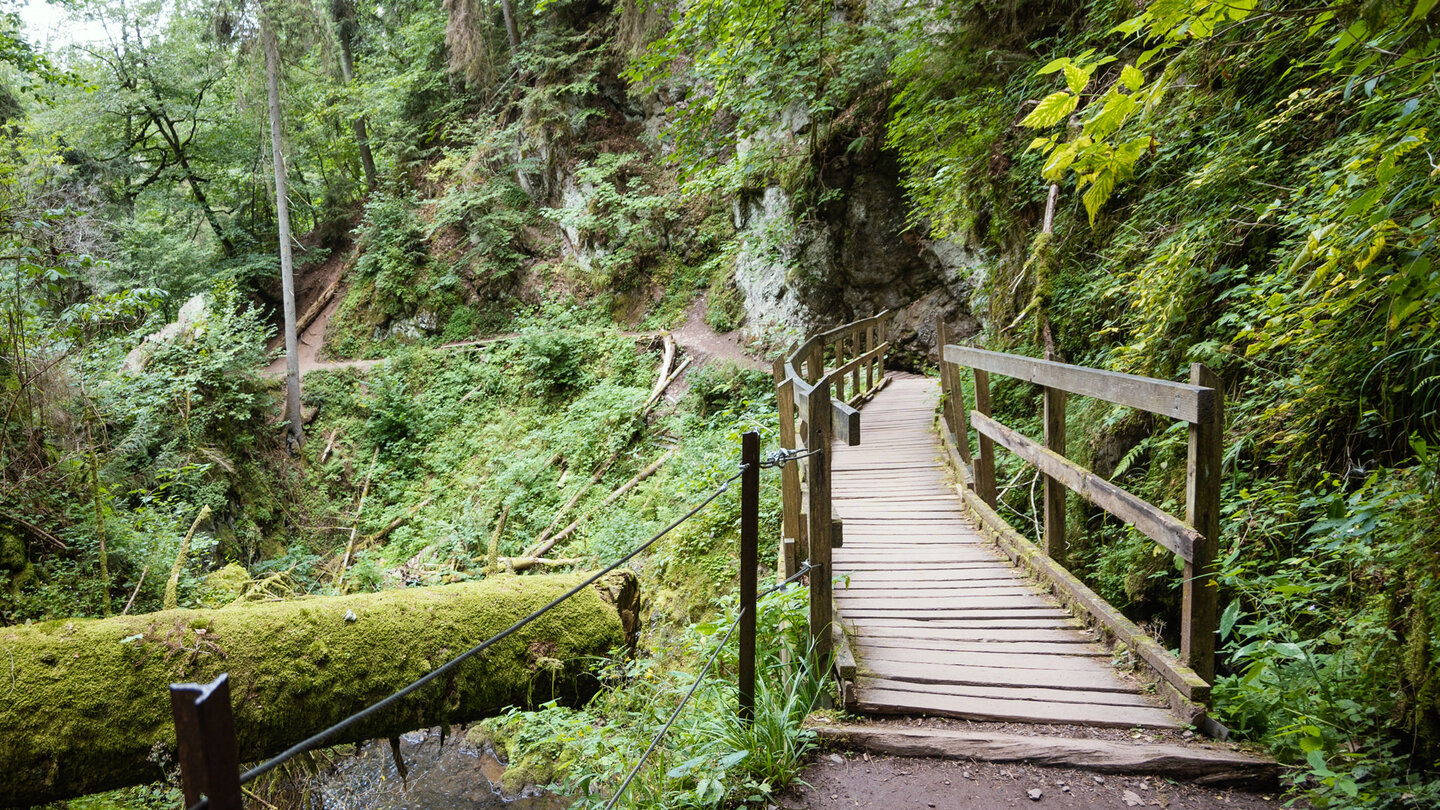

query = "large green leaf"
[{"left": 1020, "top": 91, "right": 1078, "bottom": 129}]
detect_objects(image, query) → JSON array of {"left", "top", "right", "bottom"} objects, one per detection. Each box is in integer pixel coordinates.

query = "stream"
[{"left": 313, "top": 728, "right": 570, "bottom": 810}]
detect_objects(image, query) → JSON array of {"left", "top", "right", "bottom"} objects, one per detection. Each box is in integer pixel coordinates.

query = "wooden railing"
[
  {"left": 936, "top": 319, "right": 1222, "bottom": 706},
  {"left": 771, "top": 311, "right": 894, "bottom": 662}
]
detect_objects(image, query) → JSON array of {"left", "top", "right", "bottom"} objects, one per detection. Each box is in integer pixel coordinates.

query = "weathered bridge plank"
[{"left": 832, "top": 376, "right": 1182, "bottom": 730}]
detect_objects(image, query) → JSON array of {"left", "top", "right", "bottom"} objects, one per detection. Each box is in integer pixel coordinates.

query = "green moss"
[
  {"left": 198, "top": 563, "right": 250, "bottom": 608},
  {"left": 0, "top": 572, "right": 631, "bottom": 806}
]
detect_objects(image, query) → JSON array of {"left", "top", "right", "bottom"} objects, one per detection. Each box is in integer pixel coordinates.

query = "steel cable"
[{"left": 187, "top": 464, "right": 749, "bottom": 809}]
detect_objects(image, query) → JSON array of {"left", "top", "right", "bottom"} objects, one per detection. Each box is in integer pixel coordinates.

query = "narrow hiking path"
[{"left": 266, "top": 296, "right": 762, "bottom": 380}]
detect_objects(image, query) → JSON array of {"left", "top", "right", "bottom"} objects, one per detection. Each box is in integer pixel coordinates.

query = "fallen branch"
[
  {"left": 162, "top": 506, "right": 212, "bottom": 610},
  {"left": 543, "top": 448, "right": 677, "bottom": 549},
  {"left": 647, "top": 333, "right": 676, "bottom": 405},
  {"left": 295, "top": 280, "right": 340, "bottom": 335},
  {"left": 336, "top": 448, "right": 379, "bottom": 590},
  {"left": 318, "top": 428, "right": 340, "bottom": 464},
  {"left": 1, "top": 512, "right": 66, "bottom": 550},
  {"left": 525, "top": 450, "right": 620, "bottom": 559},
  {"left": 120, "top": 566, "right": 148, "bottom": 616},
  {"left": 496, "top": 556, "right": 584, "bottom": 572},
  {"left": 643, "top": 356, "right": 692, "bottom": 412},
  {"left": 363, "top": 497, "right": 435, "bottom": 545}
]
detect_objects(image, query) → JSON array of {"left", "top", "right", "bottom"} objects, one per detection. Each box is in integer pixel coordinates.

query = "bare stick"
[
  {"left": 121, "top": 566, "right": 148, "bottom": 616},
  {"left": 643, "top": 356, "right": 692, "bottom": 412},
  {"left": 494, "top": 556, "right": 584, "bottom": 572},
  {"left": 647, "top": 334, "right": 676, "bottom": 405},
  {"left": 163, "top": 506, "right": 213, "bottom": 610},
  {"left": 363, "top": 497, "right": 435, "bottom": 545},
  {"left": 336, "top": 448, "right": 379, "bottom": 590},
  {"left": 542, "top": 448, "right": 677, "bottom": 549},
  {"left": 525, "top": 450, "right": 620, "bottom": 558},
  {"left": 319, "top": 428, "right": 340, "bottom": 464}
]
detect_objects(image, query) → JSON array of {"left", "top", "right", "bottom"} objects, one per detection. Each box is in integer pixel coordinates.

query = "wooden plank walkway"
[{"left": 831, "top": 375, "right": 1180, "bottom": 729}]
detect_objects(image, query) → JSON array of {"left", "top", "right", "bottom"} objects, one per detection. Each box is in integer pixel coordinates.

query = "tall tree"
[
  {"left": 261, "top": 9, "right": 302, "bottom": 449},
  {"left": 330, "top": 0, "right": 376, "bottom": 191}
]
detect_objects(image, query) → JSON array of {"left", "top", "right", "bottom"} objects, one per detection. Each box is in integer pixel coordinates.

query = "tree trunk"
[
  {"left": 0, "top": 571, "right": 639, "bottom": 806},
  {"left": 263, "top": 16, "right": 304, "bottom": 450},
  {"left": 332, "top": 0, "right": 377, "bottom": 191},
  {"left": 500, "top": 0, "right": 521, "bottom": 52}
]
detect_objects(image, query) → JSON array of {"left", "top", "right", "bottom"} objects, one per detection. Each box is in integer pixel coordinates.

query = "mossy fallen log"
[{"left": 0, "top": 571, "right": 639, "bottom": 807}]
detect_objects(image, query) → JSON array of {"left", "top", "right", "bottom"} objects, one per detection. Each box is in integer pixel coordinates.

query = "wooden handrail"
[
  {"left": 970, "top": 412, "right": 1201, "bottom": 561},
  {"left": 772, "top": 311, "right": 894, "bottom": 668},
  {"left": 937, "top": 323, "right": 1222, "bottom": 689},
  {"left": 943, "top": 345, "right": 1214, "bottom": 424}
]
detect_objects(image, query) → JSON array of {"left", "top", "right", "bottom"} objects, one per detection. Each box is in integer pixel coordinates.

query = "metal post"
[
  {"left": 170, "top": 674, "right": 243, "bottom": 810},
  {"left": 739, "top": 431, "right": 759, "bottom": 722}
]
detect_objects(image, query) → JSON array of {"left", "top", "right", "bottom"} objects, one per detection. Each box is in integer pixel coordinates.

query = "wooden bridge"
[{"left": 772, "top": 313, "right": 1223, "bottom": 732}]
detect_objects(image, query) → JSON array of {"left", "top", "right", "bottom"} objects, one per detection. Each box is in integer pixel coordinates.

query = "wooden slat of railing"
[
  {"left": 970, "top": 412, "right": 1199, "bottom": 562},
  {"left": 944, "top": 345, "right": 1213, "bottom": 424}
]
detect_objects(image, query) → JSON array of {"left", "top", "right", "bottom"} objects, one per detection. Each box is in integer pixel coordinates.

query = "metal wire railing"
[{"left": 167, "top": 430, "right": 825, "bottom": 810}]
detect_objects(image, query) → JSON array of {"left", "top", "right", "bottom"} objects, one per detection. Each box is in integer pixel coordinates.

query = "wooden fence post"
[
  {"left": 1043, "top": 348, "right": 1068, "bottom": 565},
  {"left": 807, "top": 379, "right": 834, "bottom": 665},
  {"left": 739, "top": 431, "right": 759, "bottom": 722},
  {"left": 973, "top": 369, "right": 998, "bottom": 507},
  {"left": 1184, "top": 363, "right": 1222, "bottom": 683},
  {"left": 772, "top": 360, "right": 801, "bottom": 577},
  {"left": 170, "top": 674, "right": 243, "bottom": 810}
]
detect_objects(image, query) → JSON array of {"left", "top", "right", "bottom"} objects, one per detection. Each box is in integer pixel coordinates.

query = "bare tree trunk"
[
  {"left": 500, "top": 0, "right": 521, "bottom": 52},
  {"left": 263, "top": 15, "right": 303, "bottom": 450},
  {"left": 332, "top": 0, "right": 377, "bottom": 190}
]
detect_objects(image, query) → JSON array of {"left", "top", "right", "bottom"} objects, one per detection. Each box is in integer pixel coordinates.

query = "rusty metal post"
[
  {"left": 739, "top": 431, "right": 759, "bottom": 722},
  {"left": 170, "top": 674, "right": 243, "bottom": 810}
]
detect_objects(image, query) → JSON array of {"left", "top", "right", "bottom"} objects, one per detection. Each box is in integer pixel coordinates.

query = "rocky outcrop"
[{"left": 730, "top": 141, "right": 982, "bottom": 362}]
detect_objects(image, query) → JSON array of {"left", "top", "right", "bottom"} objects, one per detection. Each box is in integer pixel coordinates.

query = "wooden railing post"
[
  {"left": 851, "top": 327, "right": 863, "bottom": 396},
  {"left": 973, "top": 369, "right": 998, "bottom": 507},
  {"left": 1043, "top": 382, "right": 1068, "bottom": 565},
  {"left": 170, "top": 674, "right": 243, "bottom": 810},
  {"left": 772, "top": 360, "right": 801, "bottom": 577},
  {"left": 1043, "top": 347, "right": 1068, "bottom": 565},
  {"left": 807, "top": 340, "right": 824, "bottom": 384},
  {"left": 1184, "top": 363, "right": 1222, "bottom": 683},
  {"left": 807, "top": 379, "right": 834, "bottom": 664},
  {"left": 865, "top": 323, "right": 876, "bottom": 393},
  {"left": 739, "top": 431, "right": 759, "bottom": 722}
]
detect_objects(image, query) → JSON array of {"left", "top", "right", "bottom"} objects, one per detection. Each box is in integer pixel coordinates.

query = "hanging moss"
[{"left": 0, "top": 571, "right": 636, "bottom": 807}]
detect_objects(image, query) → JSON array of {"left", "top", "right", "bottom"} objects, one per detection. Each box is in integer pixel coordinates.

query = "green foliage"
[
  {"left": 352, "top": 192, "right": 433, "bottom": 318},
  {"left": 482, "top": 584, "right": 824, "bottom": 809},
  {"left": 888, "top": 1, "right": 1440, "bottom": 801}
]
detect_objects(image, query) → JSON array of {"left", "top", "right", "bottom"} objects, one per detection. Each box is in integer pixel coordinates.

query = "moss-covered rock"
[
  {"left": 198, "top": 562, "right": 251, "bottom": 608},
  {"left": 0, "top": 571, "right": 636, "bottom": 806}
]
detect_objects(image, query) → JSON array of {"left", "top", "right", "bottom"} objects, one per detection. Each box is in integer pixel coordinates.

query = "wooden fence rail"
[
  {"left": 772, "top": 311, "right": 894, "bottom": 663},
  {"left": 936, "top": 320, "right": 1222, "bottom": 695}
]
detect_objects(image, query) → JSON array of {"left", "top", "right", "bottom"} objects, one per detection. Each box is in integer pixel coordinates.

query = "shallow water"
[{"left": 314, "top": 728, "right": 570, "bottom": 810}]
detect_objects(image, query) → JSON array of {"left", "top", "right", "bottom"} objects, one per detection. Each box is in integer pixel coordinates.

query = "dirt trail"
[
  {"left": 266, "top": 293, "right": 767, "bottom": 382},
  {"left": 782, "top": 754, "right": 1285, "bottom": 809}
]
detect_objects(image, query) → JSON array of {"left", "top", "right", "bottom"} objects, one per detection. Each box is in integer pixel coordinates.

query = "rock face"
[
  {"left": 120, "top": 294, "right": 209, "bottom": 373},
  {"left": 731, "top": 147, "right": 982, "bottom": 362}
]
